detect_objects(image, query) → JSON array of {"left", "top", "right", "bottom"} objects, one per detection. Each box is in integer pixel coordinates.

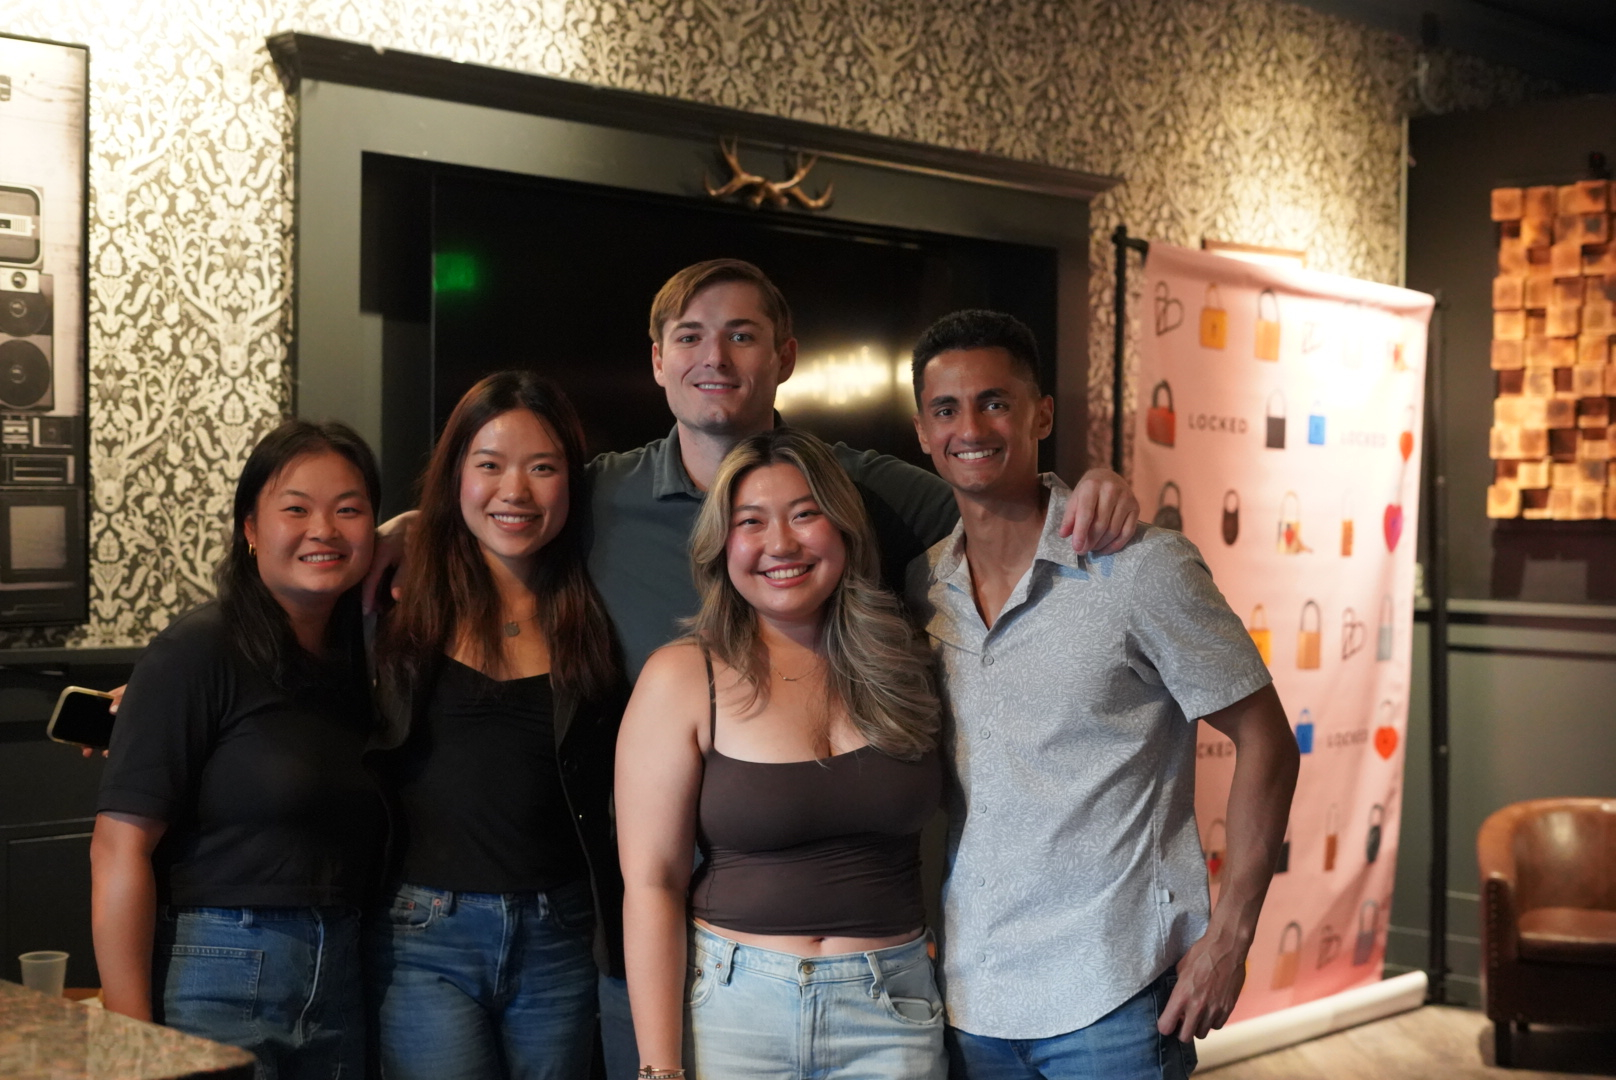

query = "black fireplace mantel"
[{"left": 268, "top": 32, "right": 1118, "bottom": 202}]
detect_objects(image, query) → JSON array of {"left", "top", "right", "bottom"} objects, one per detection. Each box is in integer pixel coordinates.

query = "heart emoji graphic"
[
  {"left": 1153, "top": 281, "right": 1184, "bottom": 336},
  {"left": 1374, "top": 726, "right": 1399, "bottom": 759},
  {"left": 1399, "top": 430, "right": 1414, "bottom": 462},
  {"left": 1383, "top": 503, "right": 1403, "bottom": 551}
]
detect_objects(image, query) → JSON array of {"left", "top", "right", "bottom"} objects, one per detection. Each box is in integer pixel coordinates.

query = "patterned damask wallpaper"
[{"left": 1, "top": 0, "right": 1559, "bottom": 648}]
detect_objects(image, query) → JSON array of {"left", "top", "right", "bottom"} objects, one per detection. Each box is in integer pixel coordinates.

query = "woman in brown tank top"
[{"left": 617, "top": 427, "right": 946, "bottom": 1080}]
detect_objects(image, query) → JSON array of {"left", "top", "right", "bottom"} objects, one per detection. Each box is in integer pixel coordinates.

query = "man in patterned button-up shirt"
[{"left": 906, "top": 310, "right": 1299, "bottom": 1080}]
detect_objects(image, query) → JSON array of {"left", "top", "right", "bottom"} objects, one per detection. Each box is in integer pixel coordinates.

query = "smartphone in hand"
[{"left": 46, "top": 686, "right": 116, "bottom": 749}]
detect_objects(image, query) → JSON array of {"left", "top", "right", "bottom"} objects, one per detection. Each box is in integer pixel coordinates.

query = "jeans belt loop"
[
  {"left": 863, "top": 948, "right": 889, "bottom": 998},
  {"left": 237, "top": 907, "right": 255, "bottom": 930},
  {"left": 717, "top": 937, "right": 737, "bottom": 986},
  {"left": 437, "top": 890, "right": 456, "bottom": 918}
]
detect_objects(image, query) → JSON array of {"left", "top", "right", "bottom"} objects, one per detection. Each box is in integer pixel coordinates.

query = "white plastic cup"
[{"left": 19, "top": 951, "right": 68, "bottom": 997}]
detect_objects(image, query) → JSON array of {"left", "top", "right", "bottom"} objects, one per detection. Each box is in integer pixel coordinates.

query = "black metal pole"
[
  {"left": 1425, "top": 291, "right": 1450, "bottom": 1005},
  {"left": 1111, "top": 225, "right": 1149, "bottom": 473}
]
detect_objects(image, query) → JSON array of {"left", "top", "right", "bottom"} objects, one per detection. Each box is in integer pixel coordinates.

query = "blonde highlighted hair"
[{"left": 687, "top": 427, "right": 939, "bottom": 759}]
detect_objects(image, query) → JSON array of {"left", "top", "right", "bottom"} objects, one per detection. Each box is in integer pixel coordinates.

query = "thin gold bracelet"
[{"left": 637, "top": 1069, "right": 684, "bottom": 1079}]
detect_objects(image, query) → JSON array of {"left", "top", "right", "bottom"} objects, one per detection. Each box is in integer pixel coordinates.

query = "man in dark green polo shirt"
[{"left": 584, "top": 258, "right": 1140, "bottom": 681}]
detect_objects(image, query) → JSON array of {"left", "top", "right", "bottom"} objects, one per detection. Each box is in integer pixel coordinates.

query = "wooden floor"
[{"left": 1201, "top": 1006, "right": 1616, "bottom": 1080}]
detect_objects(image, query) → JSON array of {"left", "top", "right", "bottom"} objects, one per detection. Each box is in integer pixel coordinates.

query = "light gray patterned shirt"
[{"left": 906, "top": 474, "right": 1272, "bottom": 1039}]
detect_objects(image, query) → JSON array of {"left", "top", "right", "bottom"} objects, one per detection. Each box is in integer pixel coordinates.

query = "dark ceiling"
[{"left": 1296, "top": 0, "right": 1616, "bottom": 90}]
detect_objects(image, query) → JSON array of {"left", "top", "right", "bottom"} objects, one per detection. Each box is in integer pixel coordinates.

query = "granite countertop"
[{"left": 0, "top": 980, "right": 254, "bottom": 1079}]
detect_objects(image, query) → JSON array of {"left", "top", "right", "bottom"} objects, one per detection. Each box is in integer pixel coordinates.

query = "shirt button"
[
  {"left": 977, "top": 953, "right": 988, "bottom": 965},
  {"left": 982, "top": 730, "right": 992, "bottom": 740},
  {"left": 982, "top": 654, "right": 994, "bottom": 667},
  {"left": 977, "top": 877, "right": 986, "bottom": 887}
]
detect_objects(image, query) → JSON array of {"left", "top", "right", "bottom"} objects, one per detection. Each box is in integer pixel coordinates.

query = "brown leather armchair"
[{"left": 1478, "top": 798, "right": 1616, "bottom": 1067}]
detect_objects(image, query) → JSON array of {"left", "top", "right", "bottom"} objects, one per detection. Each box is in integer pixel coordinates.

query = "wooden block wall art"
[
  {"left": 1570, "top": 179, "right": 1610, "bottom": 213},
  {"left": 1491, "top": 187, "right": 1524, "bottom": 220},
  {"left": 1581, "top": 334, "right": 1611, "bottom": 365},
  {"left": 1552, "top": 239, "right": 1584, "bottom": 277},
  {"left": 1488, "top": 183, "right": 1612, "bottom": 519},
  {"left": 1573, "top": 363, "right": 1606, "bottom": 396},
  {"left": 1546, "top": 304, "right": 1580, "bottom": 337},
  {"left": 1584, "top": 244, "right": 1616, "bottom": 276},
  {"left": 1526, "top": 186, "right": 1557, "bottom": 219},
  {"left": 1518, "top": 459, "right": 1551, "bottom": 488},
  {"left": 1524, "top": 275, "right": 1554, "bottom": 308},
  {"left": 1487, "top": 482, "right": 1521, "bottom": 518}
]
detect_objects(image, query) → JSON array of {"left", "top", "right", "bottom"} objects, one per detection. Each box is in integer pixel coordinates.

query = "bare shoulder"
[{"left": 623, "top": 641, "right": 710, "bottom": 745}]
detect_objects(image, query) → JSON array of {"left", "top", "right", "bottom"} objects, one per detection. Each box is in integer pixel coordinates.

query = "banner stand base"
[{"left": 1195, "top": 971, "right": 1429, "bottom": 1070}]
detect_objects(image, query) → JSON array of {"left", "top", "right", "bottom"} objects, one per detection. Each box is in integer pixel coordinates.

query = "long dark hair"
[
  {"left": 216, "top": 419, "right": 382, "bottom": 689},
  {"left": 380, "top": 371, "right": 619, "bottom": 705}
]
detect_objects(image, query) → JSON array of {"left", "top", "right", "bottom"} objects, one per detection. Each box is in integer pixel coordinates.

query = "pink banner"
[{"left": 1133, "top": 244, "right": 1434, "bottom": 1022}]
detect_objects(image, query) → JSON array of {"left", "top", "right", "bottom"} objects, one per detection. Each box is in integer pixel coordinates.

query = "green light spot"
[{"left": 434, "top": 252, "right": 480, "bottom": 294}]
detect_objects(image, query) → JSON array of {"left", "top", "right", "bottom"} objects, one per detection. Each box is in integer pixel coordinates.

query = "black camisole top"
[{"left": 689, "top": 652, "right": 942, "bottom": 937}]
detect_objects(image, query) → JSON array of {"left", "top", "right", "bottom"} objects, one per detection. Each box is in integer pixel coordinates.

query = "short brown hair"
[{"left": 647, "top": 259, "right": 793, "bottom": 349}]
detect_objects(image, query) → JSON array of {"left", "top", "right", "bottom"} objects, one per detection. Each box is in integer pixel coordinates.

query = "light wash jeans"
[
  {"left": 366, "top": 881, "right": 598, "bottom": 1080},
  {"left": 685, "top": 922, "right": 945, "bottom": 1080},
  {"left": 945, "top": 970, "right": 1196, "bottom": 1080},
  {"left": 152, "top": 905, "right": 364, "bottom": 1080}
]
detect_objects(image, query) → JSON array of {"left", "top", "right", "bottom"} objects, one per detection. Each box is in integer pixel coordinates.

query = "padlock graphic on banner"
[
  {"left": 1277, "top": 491, "right": 1307, "bottom": 553},
  {"left": 1248, "top": 605, "right": 1272, "bottom": 666},
  {"left": 1366, "top": 803, "right": 1385, "bottom": 864},
  {"left": 1203, "top": 819, "right": 1227, "bottom": 887},
  {"left": 1317, "top": 924, "right": 1342, "bottom": 967},
  {"left": 1222, "top": 489, "right": 1239, "bottom": 545},
  {"left": 1276, "top": 826, "right": 1291, "bottom": 874},
  {"left": 1375, "top": 700, "right": 1400, "bottom": 759},
  {"left": 1324, "top": 804, "right": 1340, "bottom": 871},
  {"left": 1377, "top": 595, "right": 1395, "bottom": 660},
  {"left": 1341, "top": 607, "right": 1366, "bottom": 659},
  {"left": 1308, "top": 400, "right": 1326, "bottom": 445},
  {"left": 1146, "top": 381, "right": 1176, "bottom": 447},
  {"left": 1297, "top": 600, "right": 1322, "bottom": 669},
  {"left": 1153, "top": 481, "right": 1183, "bottom": 531},
  {"left": 1255, "top": 289, "right": 1281, "bottom": 361},
  {"left": 1294, "top": 709, "right": 1314, "bottom": 753},
  {"left": 1271, "top": 921, "right": 1302, "bottom": 989},
  {"left": 1265, "top": 390, "right": 1287, "bottom": 449},
  {"left": 1200, "top": 283, "right": 1227, "bottom": 349},
  {"left": 1340, "top": 490, "right": 1355, "bottom": 557},
  {"left": 1353, "top": 900, "right": 1380, "bottom": 966}
]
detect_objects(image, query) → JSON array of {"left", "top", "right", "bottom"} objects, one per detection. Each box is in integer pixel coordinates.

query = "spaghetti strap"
[{"left": 703, "top": 648, "right": 717, "bottom": 746}]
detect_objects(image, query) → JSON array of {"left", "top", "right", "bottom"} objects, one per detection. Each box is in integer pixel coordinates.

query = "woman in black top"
[
  {"left": 91, "top": 420, "right": 386, "bottom": 1080},
  {"left": 369, "top": 372, "right": 623, "bottom": 1080}
]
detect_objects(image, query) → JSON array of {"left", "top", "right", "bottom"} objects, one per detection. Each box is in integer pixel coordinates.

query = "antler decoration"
[{"left": 704, "top": 137, "right": 834, "bottom": 211}]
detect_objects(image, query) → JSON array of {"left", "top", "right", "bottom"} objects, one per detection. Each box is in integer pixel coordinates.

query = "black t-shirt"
[
  {"left": 375, "top": 659, "right": 588, "bottom": 893},
  {"left": 98, "top": 602, "right": 385, "bottom": 908}
]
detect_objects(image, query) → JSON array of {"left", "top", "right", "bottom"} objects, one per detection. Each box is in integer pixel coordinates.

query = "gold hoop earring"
[{"left": 247, "top": 542, "right": 256, "bottom": 556}]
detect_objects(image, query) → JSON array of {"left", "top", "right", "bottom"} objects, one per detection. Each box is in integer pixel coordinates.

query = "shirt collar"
[
  {"left": 649, "top": 412, "right": 791, "bottom": 502},
  {"left": 650, "top": 424, "right": 704, "bottom": 501},
  {"left": 933, "top": 473, "right": 1084, "bottom": 591}
]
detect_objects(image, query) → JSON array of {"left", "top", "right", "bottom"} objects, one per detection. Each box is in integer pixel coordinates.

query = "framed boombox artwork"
[{"left": 0, "top": 32, "right": 88, "bottom": 627}]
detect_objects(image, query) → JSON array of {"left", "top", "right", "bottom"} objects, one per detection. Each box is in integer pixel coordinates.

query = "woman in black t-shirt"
[
  {"left": 92, "top": 420, "right": 386, "bottom": 1080},
  {"left": 368, "top": 372, "right": 623, "bottom": 1080}
]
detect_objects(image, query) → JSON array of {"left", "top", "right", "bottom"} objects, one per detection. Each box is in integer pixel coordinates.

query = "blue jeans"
[
  {"left": 597, "top": 974, "right": 638, "bottom": 1080},
  {"left": 152, "top": 905, "right": 364, "bottom": 1080},
  {"left": 686, "top": 922, "right": 945, "bottom": 1079},
  {"left": 945, "top": 970, "right": 1196, "bottom": 1080},
  {"left": 366, "top": 881, "right": 598, "bottom": 1080}
]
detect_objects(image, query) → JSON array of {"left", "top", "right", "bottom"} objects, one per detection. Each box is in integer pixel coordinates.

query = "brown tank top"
[{"left": 689, "top": 652, "right": 942, "bottom": 937}]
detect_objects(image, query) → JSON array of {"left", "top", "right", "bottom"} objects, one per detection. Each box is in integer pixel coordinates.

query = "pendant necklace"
[{"left": 503, "top": 611, "right": 540, "bottom": 638}]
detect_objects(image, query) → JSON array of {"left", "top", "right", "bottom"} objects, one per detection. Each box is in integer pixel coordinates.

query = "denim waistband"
[
  {"left": 166, "top": 905, "right": 359, "bottom": 925},
  {"left": 390, "top": 879, "right": 589, "bottom": 912},
  {"left": 690, "top": 922, "right": 932, "bottom": 987}
]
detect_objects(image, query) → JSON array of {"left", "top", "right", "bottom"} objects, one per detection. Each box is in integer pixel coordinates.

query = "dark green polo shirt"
[{"left": 584, "top": 424, "right": 959, "bottom": 680}]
